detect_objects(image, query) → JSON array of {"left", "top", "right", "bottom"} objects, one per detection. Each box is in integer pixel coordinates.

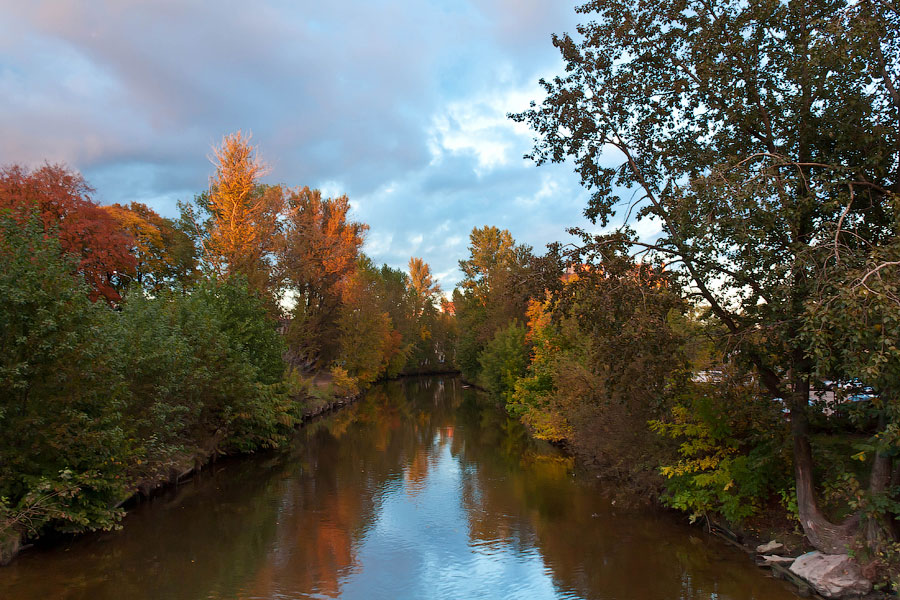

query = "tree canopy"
[{"left": 513, "top": 0, "right": 900, "bottom": 553}]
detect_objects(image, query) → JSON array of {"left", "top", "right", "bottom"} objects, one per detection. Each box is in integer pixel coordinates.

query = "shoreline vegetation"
[
  {"left": 0, "top": 137, "right": 458, "bottom": 565},
  {"left": 2, "top": 1, "right": 899, "bottom": 596}
]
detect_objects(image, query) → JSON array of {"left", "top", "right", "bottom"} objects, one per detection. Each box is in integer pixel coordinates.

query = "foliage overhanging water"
[{"left": 0, "top": 377, "right": 799, "bottom": 599}]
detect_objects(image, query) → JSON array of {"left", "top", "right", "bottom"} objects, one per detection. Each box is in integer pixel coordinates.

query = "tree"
[
  {"left": 514, "top": 0, "right": 899, "bottom": 552},
  {"left": 0, "top": 212, "right": 129, "bottom": 555},
  {"left": 102, "top": 202, "right": 197, "bottom": 293},
  {"left": 278, "top": 186, "right": 367, "bottom": 369},
  {"left": 478, "top": 321, "right": 529, "bottom": 401},
  {"left": 454, "top": 226, "right": 539, "bottom": 381},
  {"left": 337, "top": 261, "right": 397, "bottom": 386},
  {"left": 804, "top": 231, "right": 900, "bottom": 546},
  {"left": 408, "top": 257, "right": 441, "bottom": 315},
  {"left": 458, "top": 226, "right": 516, "bottom": 303},
  {"left": 201, "top": 132, "right": 283, "bottom": 298},
  {"left": 0, "top": 164, "right": 135, "bottom": 304}
]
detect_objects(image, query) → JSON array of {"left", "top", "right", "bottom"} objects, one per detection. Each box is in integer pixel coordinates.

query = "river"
[{"left": 0, "top": 376, "right": 799, "bottom": 599}]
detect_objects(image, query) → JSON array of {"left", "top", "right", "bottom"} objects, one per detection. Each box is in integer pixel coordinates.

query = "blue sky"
[{"left": 0, "top": 0, "right": 611, "bottom": 290}]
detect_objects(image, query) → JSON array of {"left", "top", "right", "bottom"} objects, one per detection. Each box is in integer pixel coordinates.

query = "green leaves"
[
  {"left": 0, "top": 217, "right": 297, "bottom": 542},
  {"left": 478, "top": 321, "right": 529, "bottom": 402}
]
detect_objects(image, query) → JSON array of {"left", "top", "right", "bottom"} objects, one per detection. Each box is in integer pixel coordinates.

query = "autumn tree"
[
  {"left": 514, "top": 0, "right": 900, "bottom": 552},
  {"left": 454, "top": 226, "right": 544, "bottom": 380},
  {"left": 278, "top": 186, "right": 367, "bottom": 369},
  {"left": 408, "top": 257, "right": 441, "bottom": 315},
  {"left": 102, "top": 202, "right": 197, "bottom": 293},
  {"left": 458, "top": 226, "right": 516, "bottom": 303},
  {"left": 0, "top": 164, "right": 135, "bottom": 304},
  {"left": 198, "top": 132, "right": 283, "bottom": 298},
  {"left": 337, "top": 259, "right": 403, "bottom": 386}
]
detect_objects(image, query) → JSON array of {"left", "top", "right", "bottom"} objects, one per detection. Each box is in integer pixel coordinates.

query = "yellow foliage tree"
[
  {"left": 102, "top": 202, "right": 197, "bottom": 292},
  {"left": 407, "top": 256, "right": 441, "bottom": 317}
]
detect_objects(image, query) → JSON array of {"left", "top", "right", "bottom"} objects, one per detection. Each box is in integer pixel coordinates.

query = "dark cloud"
[{"left": 0, "top": 0, "right": 592, "bottom": 290}]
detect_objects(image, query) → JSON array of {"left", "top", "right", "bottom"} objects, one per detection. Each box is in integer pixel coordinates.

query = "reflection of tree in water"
[
  {"left": 238, "top": 376, "right": 465, "bottom": 598},
  {"left": 1, "top": 377, "right": 798, "bottom": 600},
  {"left": 0, "top": 455, "right": 294, "bottom": 600},
  {"left": 450, "top": 389, "right": 797, "bottom": 600}
]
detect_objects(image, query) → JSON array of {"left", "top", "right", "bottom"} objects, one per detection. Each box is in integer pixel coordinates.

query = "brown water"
[{"left": 0, "top": 376, "right": 799, "bottom": 599}]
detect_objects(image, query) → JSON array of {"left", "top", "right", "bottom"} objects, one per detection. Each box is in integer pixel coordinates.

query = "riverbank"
[
  {"left": 1, "top": 370, "right": 462, "bottom": 566},
  {"left": 0, "top": 384, "right": 360, "bottom": 567},
  {"left": 569, "top": 435, "right": 887, "bottom": 599},
  {"left": 0, "top": 376, "right": 805, "bottom": 600},
  {"left": 463, "top": 377, "right": 885, "bottom": 599}
]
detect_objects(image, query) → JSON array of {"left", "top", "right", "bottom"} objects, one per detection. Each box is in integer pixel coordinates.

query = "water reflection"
[{"left": 0, "top": 377, "right": 797, "bottom": 599}]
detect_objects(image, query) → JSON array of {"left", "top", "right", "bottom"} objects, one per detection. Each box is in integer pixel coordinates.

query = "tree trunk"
[
  {"left": 791, "top": 380, "right": 859, "bottom": 554},
  {"left": 866, "top": 450, "right": 893, "bottom": 546},
  {"left": 866, "top": 414, "right": 895, "bottom": 547}
]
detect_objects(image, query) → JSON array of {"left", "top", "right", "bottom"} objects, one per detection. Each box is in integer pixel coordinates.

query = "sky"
[{"left": 0, "top": 0, "right": 619, "bottom": 291}]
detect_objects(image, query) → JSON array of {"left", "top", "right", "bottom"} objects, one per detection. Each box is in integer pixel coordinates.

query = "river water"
[{"left": 0, "top": 376, "right": 798, "bottom": 599}]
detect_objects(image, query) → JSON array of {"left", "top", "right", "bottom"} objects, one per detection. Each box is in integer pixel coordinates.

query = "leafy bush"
[
  {"left": 0, "top": 212, "right": 129, "bottom": 540},
  {"left": 0, "top": 216, "right": 297, "bottom": 547},
  {"left": 650, "top": 383, "right": 791, "bottom": 523},
  {"left": 113, "top": 278, "right": 295, "bottom": 456},
  {"left": 478, "top": 321, "right": 528, "bottom": 401}
]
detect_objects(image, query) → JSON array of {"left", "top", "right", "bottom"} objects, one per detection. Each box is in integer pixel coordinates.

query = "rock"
[
  {"left": 757, "top": 540, "right": 785, "bottom": 554},
  {"left": 0, "top": 530, "right": 22, "bottom": 565},
  {"left": 789, "top": 551, "right": 872, "bottom": 598},
  {"left": 762, "top": 554, "right": 795, "bottom": 566}
]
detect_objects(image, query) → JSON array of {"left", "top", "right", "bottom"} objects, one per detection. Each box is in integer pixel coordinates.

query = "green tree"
[
  {"left": 0, "top": 212, "right": 128, "bottom": 558},
  {"left": 454, "top": 227, "right": 538, "bottom": 381},
  {"left": 514, "top": 0, "right": 899, "bottom": 553},
  {"left": 478, "top": 321, "right": 529, "bottom": 402},
  {"left": 803, "top": 227, "right": 900, "bottom": 546}
]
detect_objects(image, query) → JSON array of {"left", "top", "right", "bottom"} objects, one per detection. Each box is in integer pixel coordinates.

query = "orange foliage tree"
[
  {"left": 407, "top": 256, "right": 441, "bottom": 317},
  {"left": 0, "top": 164, "right": 135, "bottom": 303},
  {"left": 277, "top": 187, "right": 367, "bottom": 369},
  {"left": 202, "top": 132, "right": 283, "bottom": 297}
]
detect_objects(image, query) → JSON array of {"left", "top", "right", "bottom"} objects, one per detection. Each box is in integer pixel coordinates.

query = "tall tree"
[
  {"left": 202, "top": 132, "right": 282, "bottom": 298},
  {"left": 278, "top": 187, "right": 367, "bottom": 369},
  {"left": 513, "top": 0, "right": 900, "bottom": 552},
  {"left": 458, "top": 226, "right": 517, "bottom": 303},
  {"left": 408, "top": 256, "right": 441, "bottom": 316},
  {"left": 454, "top": 226, "right": 535, "bottom": 381}
]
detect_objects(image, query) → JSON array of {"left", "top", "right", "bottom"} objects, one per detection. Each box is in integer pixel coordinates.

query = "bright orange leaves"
[
  {"left": 278, "top": 187, "right": 367, "bottom": 296},
  {"left": 408, "top": 256, "right": 441, "bottom": 316}
]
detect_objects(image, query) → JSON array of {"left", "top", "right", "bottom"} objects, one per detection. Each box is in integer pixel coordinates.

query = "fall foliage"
[
  {"left": 0, "top": 164, "right": 135, "bottom": 303},
  {"left": 203, "top": 131, "right": 282, "bottom": 297},
  {"left": 278, "top": 187, "right": 368, "bottom": 368},
  {"left": 102, "top": 202, "right": 197, "bottom": 292}
]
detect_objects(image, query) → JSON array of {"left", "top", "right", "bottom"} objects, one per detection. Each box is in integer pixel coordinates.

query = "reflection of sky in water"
[
  {"left": 337, "top": 438, "right": 567, "bottom": 600},
  {"left": 0, "top": 380, "right": 801, "bottom": 600}
]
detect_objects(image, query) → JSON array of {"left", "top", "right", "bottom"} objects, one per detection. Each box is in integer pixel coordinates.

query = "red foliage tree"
[{"left": 0, "top": 164, "right": 135, "bottom": 303}]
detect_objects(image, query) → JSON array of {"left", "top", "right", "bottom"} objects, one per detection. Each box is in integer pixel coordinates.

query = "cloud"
[{"left": 0, "top": 0, "right": 599, "bottom": 292}]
